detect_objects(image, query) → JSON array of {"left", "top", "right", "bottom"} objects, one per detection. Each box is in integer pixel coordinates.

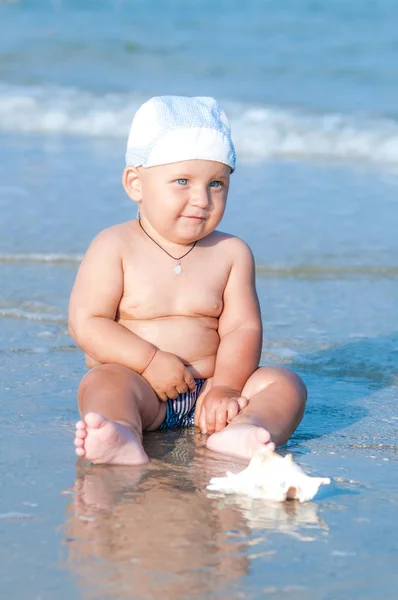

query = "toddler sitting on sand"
[{"left": 69, "top": 95, "right": 307, "bottom": 465}]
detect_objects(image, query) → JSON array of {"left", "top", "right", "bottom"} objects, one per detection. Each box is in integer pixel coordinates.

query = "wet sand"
[
  {"left": 1, "top": 136, "right": 398, "bottom": 598},
  {"left": 1, "top": 313, "right": 398, "bottom": 600}
]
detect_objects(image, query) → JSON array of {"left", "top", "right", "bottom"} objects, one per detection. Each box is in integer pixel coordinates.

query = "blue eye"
[
  {"left": 176, "top": 178, "right": 188, "bottom": 185},
  {"left": 210, "top": 180, "right": 222, "bottom": 188}
]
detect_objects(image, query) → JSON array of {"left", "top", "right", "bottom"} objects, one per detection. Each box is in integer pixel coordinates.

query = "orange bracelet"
[{"left": 141, "top": 348, "right": 158, "bottom": 375}]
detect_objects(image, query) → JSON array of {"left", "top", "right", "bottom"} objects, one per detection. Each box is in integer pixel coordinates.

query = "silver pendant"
[{"left": 173, "top": 262, "right": 182, "bottom": 275}]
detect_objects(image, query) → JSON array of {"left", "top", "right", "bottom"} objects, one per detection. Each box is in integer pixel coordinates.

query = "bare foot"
[
  {"left": 206, "top": 423, "right": 275, "bottom": 460},
  {"left": 74, "top": 412, "right": 149, "bottom": 465}
]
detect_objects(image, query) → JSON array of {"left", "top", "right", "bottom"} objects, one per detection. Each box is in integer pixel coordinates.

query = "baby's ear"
[{"left": 122, "top": 167, "right": 142, "bottom": 202}]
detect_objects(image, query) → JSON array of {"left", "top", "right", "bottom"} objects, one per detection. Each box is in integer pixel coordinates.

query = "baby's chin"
[{"left": 174, "top": 218, "right": 213, "bottom": 237}]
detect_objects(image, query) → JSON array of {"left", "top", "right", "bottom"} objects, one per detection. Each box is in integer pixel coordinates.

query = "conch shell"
[{"left": 207, "top": 448, "right": 330, "bottom": 503}]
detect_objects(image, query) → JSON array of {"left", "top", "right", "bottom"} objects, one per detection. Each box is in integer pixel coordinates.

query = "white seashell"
[{"left": 207, "top": 448, "right": 330, "bottom": 503}]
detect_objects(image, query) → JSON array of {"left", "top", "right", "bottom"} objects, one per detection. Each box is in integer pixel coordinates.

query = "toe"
[
  {"left": 74, "top": 438, "right": 84, "bottom": 447},
  {"left": 75, "top": 428, "right": 87, "bottom": 439},
  {"left": 254, "top": 428, "right": 271, "bottom": 445},
  {"left": 237, "top": 396, "right": 249, "bottom": 411},
  {"left": 75, "top": 447, "right": 86, "bottom": 457},
  {"left": 85, "top": 412, "right": 107, "bottom": 429},
  {"left": 76, "top": 420, "right": 86, "bottom": 430}
]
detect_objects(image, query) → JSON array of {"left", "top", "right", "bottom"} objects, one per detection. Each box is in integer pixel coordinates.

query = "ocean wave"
[
  {"left": 1, "top": 253, "right": 398, "bottom": 277},
  {"left": 256, "top": 265, "right": 398, "bottom": 279},
  {"left": 0, "top": 307, "right": 67, "bottom": 323},
  {"left": 0, "top": 345, "right": 78, "bottom": 354},
  {"left": 1, "top": 84, "right": 398, "bottom": 166},
  {"left": 0, "top": 252, "right": 82, "bottom": 264}
]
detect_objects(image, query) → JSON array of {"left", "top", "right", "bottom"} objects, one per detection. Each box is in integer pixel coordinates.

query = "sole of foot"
[
  {"left": 74, "top": 412, "right": 149, "bottom": 465},
  {"left": 206, "top": 423, "right": 275, "bottom": 460}
]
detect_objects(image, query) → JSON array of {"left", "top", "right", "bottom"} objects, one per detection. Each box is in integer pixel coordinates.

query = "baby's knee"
[
  {"left": 248, "top": 366, "right": 307, "bottom": 402},
  {"left": 267, "top": 365, "right": 306, "bottom": 390},
  {"left": 78, "top": 364, "right": 131, "bottom": 397}
]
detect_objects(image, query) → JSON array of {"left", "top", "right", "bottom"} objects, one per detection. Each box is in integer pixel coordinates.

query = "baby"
[{"left": 69, "top": 96, "right": 307, "bottom": 465}]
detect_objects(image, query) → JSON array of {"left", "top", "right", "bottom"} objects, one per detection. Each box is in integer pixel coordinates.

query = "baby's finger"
[
  {"left": 157, "top": 390, "right": 169, "bottom": 402},
  {"left": 226, "top": 399, "right": 240, "bottom": 423},
  {"left": 199, "top": 405, "right": 207, "bottom": 434},
  {"left": 215, "top": 407, "right": 228, "bottom": 432},
  {"left": 205, "top": 406, "right": 217, "bottom": 434},
  {"left": 167, "top": 386, "right": 179, "bottom": 400},
  {"left": 175, "top": 381, "right": 188, "bottom": 395},
  {"left": 184, "top": 372, "right": 196, "bottom": 392}
]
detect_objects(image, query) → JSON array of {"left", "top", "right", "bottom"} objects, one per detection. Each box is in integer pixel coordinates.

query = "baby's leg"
[
  {"left": 206, "top": 367, "right": 307, "bottom": 459},
  {"left": 74, "top": 364, "right": 165, "bottom": 465}
]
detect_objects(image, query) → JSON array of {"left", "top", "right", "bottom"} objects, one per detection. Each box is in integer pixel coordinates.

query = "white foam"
[
  {"left": 0, "top": 252, "right": 82, "bottom": 264},
  {"left": 0, "top": 83, "right": 135, "bottom": 137},
  {"left": 0, "top": 512, "right": 36, "bottom": 520},
  {"left": 0, "top": 308, "right": 66, "bottom": 323},
  {"left": 1, "top": 83, "right": 398, "bottom": 166}
]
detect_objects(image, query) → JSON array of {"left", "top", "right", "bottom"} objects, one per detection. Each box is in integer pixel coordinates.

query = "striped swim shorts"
[{"left": 159, "top": 379, "right": 206, "bottom": 430}]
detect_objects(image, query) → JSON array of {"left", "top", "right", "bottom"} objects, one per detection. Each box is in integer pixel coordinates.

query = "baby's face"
[{"left": 137, "top": 159, "right": 231, "bottom": 243}]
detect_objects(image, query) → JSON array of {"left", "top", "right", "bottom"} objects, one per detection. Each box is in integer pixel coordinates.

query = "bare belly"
[{"left": 86, "top": 315, "right": 219, "bottom": 379}]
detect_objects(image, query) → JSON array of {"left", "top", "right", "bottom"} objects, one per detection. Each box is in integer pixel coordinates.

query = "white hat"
[{"left": 125, "top": 95, "right": 236, "bottom": 171}]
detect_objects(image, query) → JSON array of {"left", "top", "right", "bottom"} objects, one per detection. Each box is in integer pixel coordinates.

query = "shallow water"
[
  {"left": 1, "top": 2, "right": 398, "bottom": 599},
  {"left": 2, "top": 350, "right": 398, "bottom": 600},
  {"left": 2, "top": 146, "right": 398, "bottom": 599}
]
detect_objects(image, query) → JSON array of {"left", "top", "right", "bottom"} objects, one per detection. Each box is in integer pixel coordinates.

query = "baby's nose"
[{"left": 191, "top": 187, "right": 210, "bottom": 207}]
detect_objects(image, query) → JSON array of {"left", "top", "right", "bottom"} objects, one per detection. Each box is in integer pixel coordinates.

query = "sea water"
[{"left": 1, "top": 2, "right": 398, "bottom": 599}]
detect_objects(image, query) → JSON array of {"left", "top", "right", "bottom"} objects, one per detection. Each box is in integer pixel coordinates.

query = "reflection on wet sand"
[
  {"left": 208, "top": 494, "right": 328, "bottom": 544},
  {"left": 63, "top": 430, "right": 328, "bottom": 599}
]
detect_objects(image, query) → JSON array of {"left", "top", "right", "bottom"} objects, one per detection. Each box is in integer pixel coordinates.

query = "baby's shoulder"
[
  {"left": 207, "top": 230, "right": 254, "bottom": 261},
  {"left": 88, "top": 221, "right": 133, "bottom": 251}
]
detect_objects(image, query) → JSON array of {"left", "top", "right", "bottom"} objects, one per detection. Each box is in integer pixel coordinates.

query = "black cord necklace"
[{"left": 138, "top": 218, "right": 197, "bottom": 275}]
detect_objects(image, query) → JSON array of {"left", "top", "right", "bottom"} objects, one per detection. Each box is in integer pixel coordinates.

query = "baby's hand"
[
  {"left": 198, "top": 386, "right": 249, "bottom": 434},
  {"left": 141, "top": 350, "right": 196, "bottom": 402}
]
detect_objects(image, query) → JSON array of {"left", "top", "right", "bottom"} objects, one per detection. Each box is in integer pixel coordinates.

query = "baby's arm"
[
  {"left": 213, "top": 238, "right": 262, "bottom": 388},
  {"left": 69, "top": 228, "right": 156, "bottom": 373},
  {"left": 198, "top": 238, "right": 262, "bottom": 432},
  {"left": 68, "top": 228, "right": 195, "bottom": 401}
]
